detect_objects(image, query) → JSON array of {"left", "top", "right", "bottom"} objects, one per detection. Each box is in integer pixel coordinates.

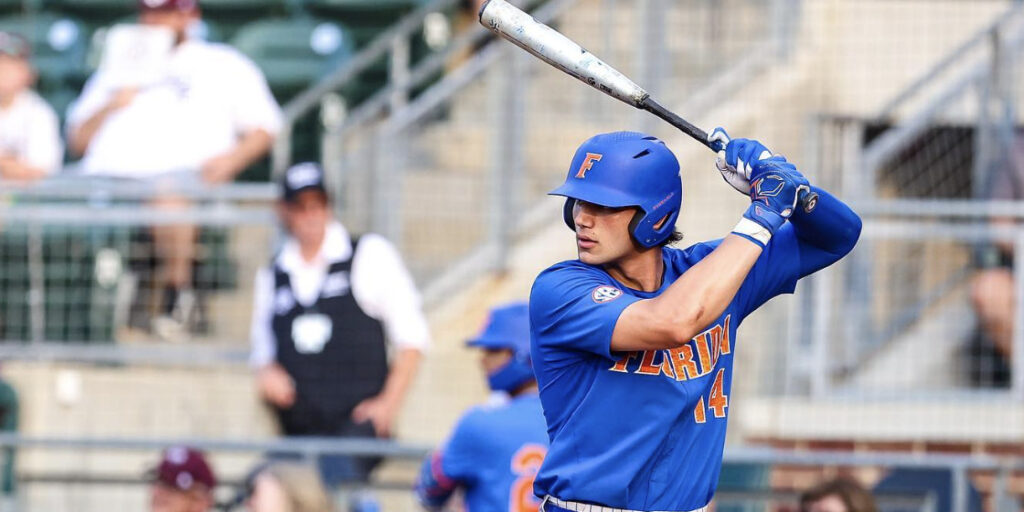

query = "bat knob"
[{"left": 800, "top": 191, "right": 819, "bottom": 213}]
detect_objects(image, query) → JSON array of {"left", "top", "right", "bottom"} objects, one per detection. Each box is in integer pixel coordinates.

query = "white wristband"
[{"left": 732, "top": 217, "right": 772, "bottom": 246}]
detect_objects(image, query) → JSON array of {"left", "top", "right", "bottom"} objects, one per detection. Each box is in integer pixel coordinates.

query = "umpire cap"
[{"left": 281, "top": 162, "right": 329, "bottom": 203}]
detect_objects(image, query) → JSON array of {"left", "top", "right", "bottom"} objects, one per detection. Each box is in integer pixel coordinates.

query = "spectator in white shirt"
[
  {"left": 250, "top": 162, "right": 428, "bottom": 486},
  {"left": 65, "top": 0, "right": 283, "bottom": 338},
  {"left": 0, "top": 31, "right": 62, "bottom": 182}
]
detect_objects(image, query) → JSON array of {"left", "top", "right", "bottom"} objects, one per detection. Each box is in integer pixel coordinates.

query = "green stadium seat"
[
  {"left": 230, "top": 18, "right": 355, "bottom": 101},
  {"left": 0, "top": 14, "right": 86, "bottom": 92},
  {"left": 0, "top": 0, "right": 33, "bottom": 18},
  {"left": 43, "top": 0, "right": 134, "bottom": 30},
  {"left": 716, "top": 463, "right": 771, "bottom": 512},
  {"left": 0, "top": 378, "right": 17, "bottom": 495},
  {"left": 0, "top": 224, "right": 123, "bottom": 343},
  {"left": 0, "top": 219, "right": 238, "bottom": 342},
  {"left": 302, "top": 0, "right": 423, "bottom": 33},
  {"left": 231, "top": 18, "right": 356, "bottom": 177},
  {"left": 199, "top": 0, "right": 293, "bottom": 40}
]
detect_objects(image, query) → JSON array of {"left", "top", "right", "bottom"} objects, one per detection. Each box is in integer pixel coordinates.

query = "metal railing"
[
  {"left": 798, "top": 2, "right": 1024, "bottom": 400},
  {"left": 269, "top": 0, "right": 463, "bottom": 177},
  {"left": 320, "top": 0, "right": 794, "bottom": 298},
  {"left": 0, "top": 434, "right": 1017, "bottom": 512},
  {"left": 0, "top": 177, "right": 278, "bottom": 347}
]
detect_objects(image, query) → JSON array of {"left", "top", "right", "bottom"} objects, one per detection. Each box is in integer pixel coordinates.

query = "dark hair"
[
  {"left": 800, "top": 478, "right": 877, "bottom": 512},
  {"left": 660, "top": 230, "right": 684, "bottom": 247}
]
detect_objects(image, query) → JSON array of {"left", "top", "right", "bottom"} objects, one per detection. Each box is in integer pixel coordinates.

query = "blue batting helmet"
[
  {"left": 549, "top": 131, "right": 682, "bottom": 248},
  {"left": 466, "top": 302, "right": 534, "bottom": 393}
]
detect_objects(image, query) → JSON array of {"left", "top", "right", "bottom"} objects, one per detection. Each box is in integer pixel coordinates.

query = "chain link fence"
[
  {"left": 2, "top": 1, "right": 1024, "bottom": 511},
  {"left": 0, "top": 178, "right": 277, "bottom": 346}
]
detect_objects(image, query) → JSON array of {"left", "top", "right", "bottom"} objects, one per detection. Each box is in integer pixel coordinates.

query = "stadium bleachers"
[
  {"left": 4, "top": 0, "right": 1024, "bottom": 510},
  {"left": 0, "top": 0, "right": 448, "bottom": 175}
]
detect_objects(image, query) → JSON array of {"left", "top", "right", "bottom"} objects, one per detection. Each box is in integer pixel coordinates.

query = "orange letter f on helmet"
[{"left": 576, "top": 153, "right": 603, "bottom": 179}]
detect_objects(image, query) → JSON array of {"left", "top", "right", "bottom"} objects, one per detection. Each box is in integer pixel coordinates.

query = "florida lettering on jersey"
[
  {"left": 609, "top": 315, "right": 732, "bottom": 381},
  {"left": 529, "top": 225, "right": 803, "bottom": 511}
]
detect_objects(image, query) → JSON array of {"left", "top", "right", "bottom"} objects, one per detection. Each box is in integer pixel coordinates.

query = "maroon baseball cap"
[
  {"left": 138, "top": 0, "right": 199, "bottom": 11},
  {"left": 150, "top": 446, "right": 217, "bottom": 491}
]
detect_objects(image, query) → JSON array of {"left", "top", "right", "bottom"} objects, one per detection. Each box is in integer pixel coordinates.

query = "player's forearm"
[
  {"left": 616, "top": 235, "right": 761, "bottom": 350},
  {"left": 380, "top": 348, "right": 422, "bottom": 407},
  {"left": 789, "top": 186, "right": 862, "bottom": 275},
  {"left": 660, "top": 234, "right": 762, "bottom": 335}
]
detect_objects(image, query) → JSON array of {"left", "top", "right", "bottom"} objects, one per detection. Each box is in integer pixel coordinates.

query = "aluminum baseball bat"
[{"left": 478, "top": 0, "right": 818, "bottom": 212}]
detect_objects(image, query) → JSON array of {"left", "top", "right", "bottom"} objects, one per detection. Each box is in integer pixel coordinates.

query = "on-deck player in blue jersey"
[
  {"left": 416, "top": 302, "right": 550, "bottom": 512},
  {"left": 529, "top": 129, "right": 861, "bottom": 512}
]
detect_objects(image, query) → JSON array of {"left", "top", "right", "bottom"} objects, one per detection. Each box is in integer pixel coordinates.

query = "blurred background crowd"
[{"left": 1, "top": 0, "right": 1024, "bottom": 511}]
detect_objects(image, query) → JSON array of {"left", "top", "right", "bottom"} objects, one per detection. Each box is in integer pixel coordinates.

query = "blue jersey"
[
  {"left": 529, "top": 226, "right": 802, "bottom": 511},
  {"left": 417, "top": 393, "right": 550, "bottom": 512}
]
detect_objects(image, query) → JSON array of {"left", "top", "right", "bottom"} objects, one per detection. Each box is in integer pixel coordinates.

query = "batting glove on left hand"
[
  {"left": 708, "top": 127, "right": 776, "bottom": 195},
  {"left": 747, "top": 158, "right": 811, "bottom": 227}
]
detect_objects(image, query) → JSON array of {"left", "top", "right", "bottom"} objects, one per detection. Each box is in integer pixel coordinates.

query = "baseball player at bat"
[
  {"left": 416, "top": 302, "right": 549, "bottom": 512},
  {"left": 529, "top": 130, "right": 861, "bottom": 512}
]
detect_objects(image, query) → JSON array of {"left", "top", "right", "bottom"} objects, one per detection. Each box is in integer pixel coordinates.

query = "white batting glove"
[{"left": 708, "top": 127, "right": 774, "bottom": 195}]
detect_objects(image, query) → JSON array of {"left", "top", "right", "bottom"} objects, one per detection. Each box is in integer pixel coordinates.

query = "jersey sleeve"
[
  {"left": 735, "top": 223, "right": 801, "bottom": 316},
  {"left": 436, "top": 410, "right": 484, "bottom": 483},
  {"left": 529, "top": 264, "right": 642, "bottom": 363},
  {"left": 414, "top": 408, "right": 487, "bottom": 508},
  {"left": 415, "top": 451, "right": 457, "bottom": 510}
]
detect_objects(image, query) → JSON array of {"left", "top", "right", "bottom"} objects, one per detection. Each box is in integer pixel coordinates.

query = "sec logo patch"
[{"left": 592, "top": 286, "right": 622, "bottom": 303}]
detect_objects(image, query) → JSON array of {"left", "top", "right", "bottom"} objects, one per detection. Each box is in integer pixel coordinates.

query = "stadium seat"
[
  {"left": 42, "top": 86, "right": 77, "bottom": 128},
  {"left": 230, "top": 18, "right": 355, "bottom": 101},
  {"left": 0, "top": 378, "right": 16, "bottom": 495},
  {"left": 302, "top": 0, "right": 423, "bottom": 32},
  {"left": 715, "top": 463, "right": 771, "bottom": 512},
  {"left": 198, "top": 0, "right": 293, "bottom": 40},
  {"left": 0, "top": 225, "right": 122, "bottom": 343},
  {"left": 874, "top": 468, "right": 983, "bottom": 512},
  {"left": 0, "top": 14, "right": 86, "bottom": 93},
  {"left": 0, "top": 0, "right": 31, "bottom": 18},
  {"left": 43, "top": 0, "right": 134, "bottom": 30}
]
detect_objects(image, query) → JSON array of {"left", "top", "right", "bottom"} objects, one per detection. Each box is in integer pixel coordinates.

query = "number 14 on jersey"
[{"left": 693, "top": 368, "right": 728, "bottom": 423}]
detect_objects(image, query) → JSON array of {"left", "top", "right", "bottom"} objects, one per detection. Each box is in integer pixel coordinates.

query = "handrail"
[
  {"left": 0, "top": 434, "right": 1017, "bottom": 471},
  {"left": 0, "top": 177, "right": 278, "bottom": 202},
  {"left": 271, "top": 0, "right": 462, "bottom": 175},
  {"left": 0, "top": 433, "right": 431, "bottom": 459},
  {"left": 874, "top": 2, "right": 1023, "bottom": 120},
  {"left": 852, "top": 198, "right": 1024, "bottom": 219},
  {"left": 0, "top": 343, "right": 250, "bottom": 367},
  {"left": 326, "top": 0, "right": 552, "bottom": 142},
  {"left": 279, "top": 0, "right": 460, "bottom": 124}
]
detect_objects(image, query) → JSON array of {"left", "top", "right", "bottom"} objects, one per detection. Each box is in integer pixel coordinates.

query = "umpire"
[{"left": 249, "top": 162, "right": 429, "bottom": 485}]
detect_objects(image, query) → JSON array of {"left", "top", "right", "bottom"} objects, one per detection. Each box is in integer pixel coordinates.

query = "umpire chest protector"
[{"left": 271, "top": 237, "right": 389, "bottom": 434}]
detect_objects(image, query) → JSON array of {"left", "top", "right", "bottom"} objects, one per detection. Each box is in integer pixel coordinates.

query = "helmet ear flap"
[
  {"left": 629, "top": 208, "right": 678, "bottom": 248},
  {"left": 562, "top": 198, "right": 576, "bottom": 231},
  {"left": 627, "top": 209, "right": 645, "bottom": 245}
]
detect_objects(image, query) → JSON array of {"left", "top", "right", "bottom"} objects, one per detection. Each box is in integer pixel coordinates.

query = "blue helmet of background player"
[
  {"left": 549, "top": 131, "right": 682, "bottom": 248},
  {"left": 466, "top": 302, "right": 534, "bottom": 393}
]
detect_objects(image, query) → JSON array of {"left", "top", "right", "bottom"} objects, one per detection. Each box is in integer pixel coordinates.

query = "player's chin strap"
[{"left": 540, "top": 495, "right": 709, "bottom": 512}]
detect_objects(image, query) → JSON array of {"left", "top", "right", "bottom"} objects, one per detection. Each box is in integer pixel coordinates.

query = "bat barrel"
[{"left": 479, "top": 0, "right": 649, "bottom": 107}]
